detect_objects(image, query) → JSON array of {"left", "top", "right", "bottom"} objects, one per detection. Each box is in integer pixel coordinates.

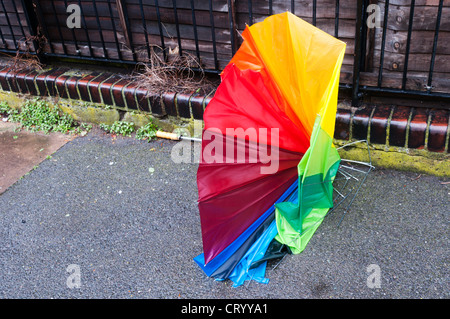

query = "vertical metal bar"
[
  {"left": 360, "top": 0, "right": 369, "bottom": 71},
  {"left": 108, "top": 0, "right": 123, "bottom": 60},
  {"left": 209, "top": 0, "right": 218, "bottom": 70},
  {"left": 92, "top": 0, "right": 107, "bottom": 58},
  {"left": 269, "top": 0, "right": 273, "bottom": 15},
  {"left": 352, "top": 0, "right": 365, "bottom": 107},
  {"left": 172, "top": 0, "right": 183, "bottom": 56},
  {"left": 248, "top": 0, "right": 253, "bottom": 25},
  {"left": 427, "top": 0, "right": 443, "bottom": 93},
  {"left": 154, "top": 0, "right": 166, "bottom": 60},
  {"left": 10, "top": 0, "right": 27, "bottom": 45},
  {"left": 116, "top": 0, "right": 136, "bottom": 61},
  {"left": 378, "top": 0, "right": 389, "bottom": 87},
  {"left": 78, "top": 0, "right": 93, "bottom": 57},
  {"left": 0, "top": 25, "right": 5, "bottom": 49},
  {"left": 0, "top": 0, "right": 18, "bottom": 50},
  {"left": 334, "top": 0, "right": 340, "bottom": 38},
  {"left": 139, "top": 0, "right": 151, "bottom": 60},
  {"left": 291, "top": 0, "right": 294, "bottom": 14},
  {"left": 227, "top": 0, "right": 237, "bottom": 55},
  {"left": 0, "top": 9, "right": 6, "bottom": 48},
  {"left": 312, "top": 0, "right": 317, "bottom": 26},
  {"left": 32, "top": 0, "right": 52, "bottom": 54},
  {"left": 402, "top": 0, "right": 415, "bottom": 90},
  {"left": 20, "top": 0, "right": 42, "bottom": 57},
  {"left": 189, "top": 0, "right": 200, "bottom": 62},
  {"left": 50, "top": 0, "right": 67, "bottom": 55}
]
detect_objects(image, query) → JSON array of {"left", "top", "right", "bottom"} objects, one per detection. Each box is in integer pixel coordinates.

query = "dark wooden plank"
[
  {"left": 374, "top": 28, "right": 450, "bottom": 55},
  {"left": 360, "top": 70, "right": 450, "bottom": 93},
  {"left": 125, "top": 5, "right": 231, "bottom": 29},
  {"left": 378, "top": 1, "right": 450, "bottom": 32},
  {"left": 126, "top": 0, "right": 230, "bottom": 12},
  {"left": 383, "top": 0, "right": 450, "bottom": 6},
  {"left": 235, "top": 0, "right": 357, "bottom": 19},
  {"left": 373, "top": 50, "right": 450, "bottom": 73}
]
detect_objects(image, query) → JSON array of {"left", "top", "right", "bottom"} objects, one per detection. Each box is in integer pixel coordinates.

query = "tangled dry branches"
[
  {"left": 133, "top": 46, "right": 216, "bottom": 96},
  {"left": 4, "top": 34, "right": 46, "bottom": 71}
]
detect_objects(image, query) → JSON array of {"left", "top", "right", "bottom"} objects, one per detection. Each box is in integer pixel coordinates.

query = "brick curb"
[
  {"left": 0, "top": 66, "right": 213, "bottom": 119},
  {"left": 335, "top": 104, "right": 450, "bottom": 154},
  {"left": 1, "top": 65, "right": 449, "bottom": 156}
]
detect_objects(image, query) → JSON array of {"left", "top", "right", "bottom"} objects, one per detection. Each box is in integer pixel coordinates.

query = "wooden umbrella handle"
[{"left": 156, "top": 131, "right": 181, "bottom": 140}]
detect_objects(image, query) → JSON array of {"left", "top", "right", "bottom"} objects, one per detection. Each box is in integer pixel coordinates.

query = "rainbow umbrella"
[{"left": 194, "top": 12, "right": 346, "bottom": 286}]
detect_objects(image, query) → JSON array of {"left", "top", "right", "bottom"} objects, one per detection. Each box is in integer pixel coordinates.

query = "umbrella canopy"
[{"left": 195, "top": 12, "right": 346, "bottom": 286}]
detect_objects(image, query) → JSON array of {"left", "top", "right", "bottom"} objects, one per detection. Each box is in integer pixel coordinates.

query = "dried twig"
[
  {"left": 3, "top": 34, "right": 46, "bottom": 71},
  {"left": 132, "top": 46, "right": 216, "bottom": 96}
]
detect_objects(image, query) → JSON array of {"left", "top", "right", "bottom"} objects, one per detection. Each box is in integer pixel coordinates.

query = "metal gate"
[{"left": 0, "top": 0, "right": 449, "bottom": 107}]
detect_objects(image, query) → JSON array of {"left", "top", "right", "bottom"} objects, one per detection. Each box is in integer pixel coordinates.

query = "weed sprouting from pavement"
[
  {"left": 99, "top": 119, "right": 159, "bottom": 142},
  {"left": 0, "top": 99, "right": 91, "bottom": 135},
  {"left": 99, "top": 121, "right": 135, "bottom": 137},
  {"left": 135, "top": 121, "right": 158, "bottom": 141},
  {"left": 1, "top": 100, "right": 159, "bottom": 141}
]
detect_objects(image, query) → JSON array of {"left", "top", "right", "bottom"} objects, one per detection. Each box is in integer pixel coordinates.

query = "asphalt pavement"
[{"left": 0, "top": 127, "right": 448, "bottom": 300}]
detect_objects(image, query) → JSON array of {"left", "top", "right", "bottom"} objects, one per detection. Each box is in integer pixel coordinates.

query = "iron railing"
[{"left": 0, "top": 0, "right": 449, "bottom": 107}]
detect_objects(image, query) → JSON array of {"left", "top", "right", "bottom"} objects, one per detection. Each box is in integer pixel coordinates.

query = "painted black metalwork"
[{"left": 0, "top": 0, "right": 448, "bottom": 106}]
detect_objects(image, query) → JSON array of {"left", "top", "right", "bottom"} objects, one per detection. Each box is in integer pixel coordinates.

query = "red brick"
[
  {"left": 110, "top": 78, "right": 129, "bottom": 108},
  {"left": 408, "top": 108, "right": 429, "bottom": 149},
  {"left": 176, "top": 92, "right": 194, "bottom": 119},
  {"left": 54, "top": 74, "right": 71, "bottom": 98},
  {"left": 352, "top": 105, "right": 375, "bottom": 141},
  {"left": 77, "top": 72, "right": 101, "bottom": 102},
  {"left": 99, "top": 75, "right": 122, "bottom": 106},
  {"left": 370, "top": 105, "right": 392, "bottom": 144},
  {"left": 388, "top": 106, "right": 412, "bottom": 147},
  {"left": 44, "top": 68, "right": 68, "bottom": 96},
  {"left": 88, "top": 73, "right": 114, "bottom": 104},
  {"left": 0, "top": 66, "right": 13, "bottom": 91},
  {"left": 65, "top": 76, "right": 82, "bottom": 100},
  {"left": 149, "top": 94, "right": 164, "bottom": 115},
  {"left": 427, "top": 109, "right": 449, "bottom": 153},
  {"left": 135, "top": 88, "right": 151, "bottom": 113},
  {"left": 334, "top": 108, "right": 351, "bottom": 140},
  {"left": 122, "top": 82, "right": 139, "bottom": 110},
  {"left": 162, "top": 92, "right": 177, "bottom": 116},
  {"left": 190, "top": 93, "right": 205, "bottom": 120}
]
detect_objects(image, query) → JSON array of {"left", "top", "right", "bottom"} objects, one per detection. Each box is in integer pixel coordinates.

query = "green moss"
[
  {"left": 335, "top": 140, "right": 450, "bottom": 177},
  {"left": 59, "top": 104, "right": 120, "bottom": 125}
]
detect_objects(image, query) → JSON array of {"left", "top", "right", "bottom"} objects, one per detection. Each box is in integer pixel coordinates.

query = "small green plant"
[
  {"left": 135, "top": 121, "right": 158, "bottom": 141},
  {"left": 1, "top": 99, "right": 90, "bottom": 135},
  {"left": 15, "top": 99, "right": 75, "bottom": 133},
  {"left": 0, "top": 101, "right": 11, "bottom": 114},
  {"left": 100, "top": 121, "right": 135, "bottom": 137},
  {"left": 100, "top": 119, "right": 159, "bottom": 141},
  {"left": 0, "top": 101, "right": 20, "bottom": 120}
]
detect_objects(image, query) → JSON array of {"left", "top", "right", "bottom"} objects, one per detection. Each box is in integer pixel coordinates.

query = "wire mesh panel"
[{"left": 0, "top": 0, "right": 36, "bottom": 54}]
